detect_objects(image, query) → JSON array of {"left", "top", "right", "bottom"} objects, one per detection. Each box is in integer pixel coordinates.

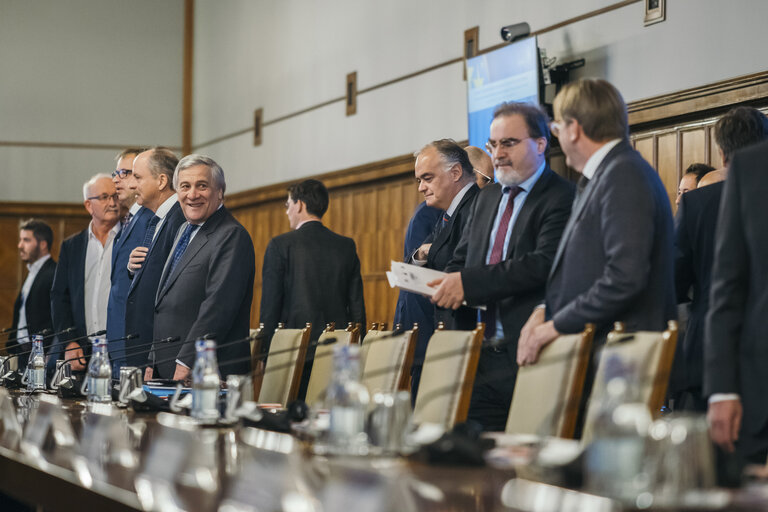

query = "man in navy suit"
[
  {"left": 123, "top": 148, "right": 185, "bottom": 368},
  {"left": 519, "top": 79, "right": 675, "bottom": 384},
  {"left": 106, "top": 148, "right": 152, "bottom": 374}
]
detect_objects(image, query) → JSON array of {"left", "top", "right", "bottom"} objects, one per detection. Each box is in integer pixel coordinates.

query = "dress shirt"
[
  {"left": 152, "top": 193, "right": 179, "bottom": 244},
  {"left": 16, "top": 253, "right": 52, "bottom": 344},
  {"left": 84, "top": 222, "right": 119, "bottom": 336},
  {"left": 581, "top": 138, "right": 622, "bottom": 180},
  {"left": 480, "top": 162, "right": 546, "bottom": 338}
]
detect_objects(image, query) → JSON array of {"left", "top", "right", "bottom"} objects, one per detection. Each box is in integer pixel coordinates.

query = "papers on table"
[{"left": 386, "top": 261, "right": 485, "bottom": 310}]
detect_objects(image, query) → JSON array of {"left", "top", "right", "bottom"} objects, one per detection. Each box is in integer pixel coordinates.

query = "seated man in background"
[
  {"left": 465, "top": 145, "right": 494, "bottom": 188},
  {"left": 676, "top": 162, "right": 714, "bottom": 206}
]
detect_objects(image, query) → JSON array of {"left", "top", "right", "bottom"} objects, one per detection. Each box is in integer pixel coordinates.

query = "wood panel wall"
[{"left": 1, "top": 72, "right": 767, "bottom": 338}]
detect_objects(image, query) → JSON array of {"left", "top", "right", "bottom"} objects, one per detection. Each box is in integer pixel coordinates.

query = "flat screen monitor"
[{"left": 466, "top": 36, "right": 541, "bottom": 151}]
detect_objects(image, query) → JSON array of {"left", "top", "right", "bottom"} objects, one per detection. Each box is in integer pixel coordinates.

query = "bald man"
[
  {"left": 698, "top": 169, "right": 727, "bottom": 188},
  {"left": 465, "top": 145, "right": 494, "bottom": 188}
]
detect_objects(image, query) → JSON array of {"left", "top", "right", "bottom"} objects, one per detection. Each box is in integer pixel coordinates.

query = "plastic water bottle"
[
  {"left": 26, "top": 335, "right": 46, "bottom": 391},
  {"left": 191, "top": 339, "right": 221, "bottom": 424},
  {"left": 86, "top": 337, "right": 112, "bottom": 403},
  {"left": 325, "top": 344, "right": 370, "bottom": 454}
]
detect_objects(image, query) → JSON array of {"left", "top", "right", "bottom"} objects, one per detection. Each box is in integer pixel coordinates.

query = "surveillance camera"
[{"left": 500, "top": 22, "right": 531, "bottom": 42}]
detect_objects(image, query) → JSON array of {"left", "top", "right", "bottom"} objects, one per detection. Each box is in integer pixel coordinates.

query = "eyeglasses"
[
  {"left": 87, "top": 193, "right": 119, "bottom": 202},
  {"left": 474, "top": 169, "right": 493, "bottom": 184},
  {"left": 485, "top": 137, "right": 530, "bottom": 153},
  {"left": 112, "top": 169, "right": 132, "bottom": 179},
  {"left": 549, "top": 120, "right": 569, "bottom": 138}
]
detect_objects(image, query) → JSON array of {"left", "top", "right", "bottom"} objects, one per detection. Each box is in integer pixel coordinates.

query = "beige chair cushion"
[
  {"left": 581, "top": 327, "right": 676, "bottom": 444},
  {"left": 412, "top": 329, "right": 482, "bottom": 429},
  {"left": 360, "top": 329, "right": 386, "bottom": 366},
  {"left": 361, "top": 330, "right": 410, "bottom": 394},
  {"left": 506, "top": 331, "right": 590, "bottom": 437},
  {"left": 258, "top": 328, "right": 306, "bottom": 405},
  {"left": 304, "top": 330, "right": 353, "bottom": 406}
]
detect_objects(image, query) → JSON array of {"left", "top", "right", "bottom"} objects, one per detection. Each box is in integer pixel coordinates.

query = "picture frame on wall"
[{"left": 644, "top": 0, "right": 666, "bottom": 26}]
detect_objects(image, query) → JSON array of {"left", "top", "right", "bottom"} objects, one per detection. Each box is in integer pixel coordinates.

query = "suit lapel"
[
  {"left": 476, "top": 185, "right": 503, "bottom": 260},
  {"left": 130, "top": 203, "right": 181, "bottom": 294},
  {"left": 431, "top": 185, "right": 477, "bottom": 256},
  {"left": 507, "top": 168, "right": 552, "bottom": 256}
]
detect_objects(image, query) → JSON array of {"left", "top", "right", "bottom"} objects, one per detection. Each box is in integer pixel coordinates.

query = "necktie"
[
  {"left": 438, "top": 213, "right": 451, "bottom": 234},
  {"left": 483, "top": 186, "right": 523, "bottom": 338},
  {"left": 122, "top": 212, "right": 134, "bottom": 228},
  {"left": 160, "top": 224, "right": 199, "bottom": 291},
  {"left": 575, "top": 175, "right": 590, "bottom": 203},
  {"left": 141, "top": 215, "right": 161, "bottom": 248}
]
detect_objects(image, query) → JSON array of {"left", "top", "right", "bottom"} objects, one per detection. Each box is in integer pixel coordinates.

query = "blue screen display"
[{"left": 466, "top": 36, "right": 540, "bottom": 151}]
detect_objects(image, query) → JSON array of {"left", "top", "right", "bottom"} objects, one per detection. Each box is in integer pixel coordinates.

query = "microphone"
[
  {"left": 1, "top": 325, "right": 25, "bottom": 336},
  {"left": 5, "top": 327, "right": 79, "bottom": 362},
  {"left": 4, "top": 327, "right": 53, "bottom": 346},
  {"left": 56, "top": 332, "right": 139, "bottom": 367}
]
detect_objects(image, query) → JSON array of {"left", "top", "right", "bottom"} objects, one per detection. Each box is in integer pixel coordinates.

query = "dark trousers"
[{"left": 466, "top": 347, "right": 518, "bottom": 431}]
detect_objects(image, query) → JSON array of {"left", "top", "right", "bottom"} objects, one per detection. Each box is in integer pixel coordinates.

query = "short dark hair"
[
  {"left": 683, "top": 163, "right": 715, "bottom": 183},
  {"left": 714, "top": 107, "right": 768, "bottom": 165},
  {"left": 19, "top": 219, "right": 53, "bottom": 250},
  {"left": 415, "top": 139, "right": 474, "bottom": 179},
  {"left": 493, "top": 102, "right": 551, "bottom": 150},
  {"left": 115, "top": 147, "right": 146, "bottom": 162},
  {"left": 288, "top": 179, "right": 329, "bottom": 218},
  {"left": 146, "top": 147, "right": 179, "bottom": 190}
]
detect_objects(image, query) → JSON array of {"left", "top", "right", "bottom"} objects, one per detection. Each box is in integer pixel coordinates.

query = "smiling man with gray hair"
[{"left": 148, "top": 154, "right": 255, "bottom": 382}]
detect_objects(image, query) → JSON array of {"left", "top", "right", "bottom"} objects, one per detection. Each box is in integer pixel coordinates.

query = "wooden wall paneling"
[
  {"left": 709, "top": 125, "right": 722, "bottom": 168},
  {"left": 656, "top": 132, "right": 680, "bottom": 208},
  {"left": 680, "top": 127, "right": 708, "bottom": 178},
  {"left": 633, "top": 136, "right": 655, "bottom": 170}
]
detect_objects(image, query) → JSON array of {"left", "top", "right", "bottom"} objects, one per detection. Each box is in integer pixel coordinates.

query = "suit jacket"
[
  {"left": 152, "top": 207, "right": 255, "bottom": 379},
  {"left": 423, "top": 183, "right": 479, "bottom": 326},
  {"left": 704, "top": 140, "right": 768, "bottom": 457},
  {"left": 546, "top": 140, "right": 676, "bottom": 340},
  {"left": 394, "top": 202, "right": 442, "bottom": 350},
  {"left": 48, "top": 229, "right": 89, "bottom": 371},
  {"left": 123, "top": 202, "right": 185, "bottom": 366},
  {"left": 446, "top": 167, "right": 575, "bottom": 367},
  {"left": 670, "top": 182, "right": 723, "bottom": 394},
  {"left": 8, "top": 257, "right": 57, "bottom": 355},
  {"left": 106, "top": 206, "right": 152, "bottom": 361},
  {"left": 260, "top": 221, "right": 366, "bottom": 351}
]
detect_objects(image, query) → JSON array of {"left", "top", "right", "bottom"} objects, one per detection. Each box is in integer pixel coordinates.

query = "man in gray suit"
[
  {"left": 518, "top": 78, "right": 676, "bottom": 368},
  {"left": 148, "top": 154, "right": 255, "bottom": 381}
]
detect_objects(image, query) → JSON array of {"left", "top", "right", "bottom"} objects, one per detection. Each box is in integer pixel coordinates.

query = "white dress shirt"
[
  {"left": 153, "top": 193, "right": 179, "bottom": 243},
  {"left": 16, "top": 253, "right": 52, "bottom": 344},
  {"left": 84, "top": 222, "right": 119, "bottom": 336}
]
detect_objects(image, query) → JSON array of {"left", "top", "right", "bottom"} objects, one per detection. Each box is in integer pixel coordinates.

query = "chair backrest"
[
  {"left": 304, "top": 324, "right": 355, "bottom": 406},
  {"left": 412, "top": 324, "right": 484, "bottom": 429},
  {"left": 361, "top": 328, "right": 417, "bottom": 395},
  {"left": 506, "top": 325, "right": 594, "bottom": 438},
  {"left": 581, "top": 321, "right": 678, "bottom": 444},
  {"left": 255, "top": 324, "right": 311, "bottom": 406},
  {"left": 249, "top": 324, "right": 263, "bottom": 361},
  {"left": 360, "top": 324, "right": 381, "bottom": 365}
]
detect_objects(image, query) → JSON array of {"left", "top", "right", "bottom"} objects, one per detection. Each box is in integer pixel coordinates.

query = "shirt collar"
[
  {"left": 88, "top": 221, "right": 120, "bottom": 241},
  {"left": 155, "top": 193, "right": 178, "bottom": 219},
  {"left": 129, "top": 201, "right": 142, "bottom": 215},
  {"left": 296, "top": 219, "right": 321, "bottom": 230},
  {"left": 515, "top": 160, "right": 546, "bottom": 193},
  {"left": 446, "top": 182, "right": 474, "bottom": 217},
  {"left": 26, "top": 253, "right": 51, "bottom": 273},
  {"left": 582, "top": 138, "right": 622, "bottom": 180}
]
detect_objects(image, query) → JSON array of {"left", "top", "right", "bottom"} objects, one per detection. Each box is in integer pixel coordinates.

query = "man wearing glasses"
[
  {"left": 429, "top": 102, "right": 575, "bottom": 430},
  {"left": 49, "top": 174, "right": 121, "bottom": 373},
  {"left": 465, "top": 145, "right": 494, "bottom": 189},
  {"left": 106, "top": 149, "right": 153, "bottom": 375}
]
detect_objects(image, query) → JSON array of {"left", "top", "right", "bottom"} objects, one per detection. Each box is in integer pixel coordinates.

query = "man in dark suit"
[
  {"left": 411, "top": 139, "right": 479, "bottom": 328},
  {"left": 106, "top": 148, "right": 152, "bottom": 374},
  {"left": 519, "top": 79, "right": 676, "bottom": 374},
  {"left": 49, "top": 174, "right": 121, "bottom": 374},
  {"left": 260, "top": 179, "right": 366, "bottom": 398},
  {"left": 7, "top": 219, "right": 56, "bottom": 368},
  {"left": 430, "top": 102, "right": 575, "bottom": 430},
  {"left": 123, "top": 148, "right": 184, "bottom": 368},
  {"left": 705, "top": 135, "right": 768, "bottom": 465},
  {"left": 671, "top": 107, "right": 768, "bottom": 412},
  {"left": 149, "top": 155, "right": 255, "bottom": 381}
]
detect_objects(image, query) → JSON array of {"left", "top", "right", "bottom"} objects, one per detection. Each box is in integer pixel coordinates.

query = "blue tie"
[
  {"left": 161, "top": 224, "right": 199, "bottom": 291},
  {"left": 141, "top": 215, "right": 161, "bottom": 248}
]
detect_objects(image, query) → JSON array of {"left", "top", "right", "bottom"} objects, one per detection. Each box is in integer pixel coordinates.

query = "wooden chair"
[
  {"left": 412, "top": 323, "right": 485, "bottom": 429},
  {"left": 360, "top": 322, "right": 381, "bottom": 365},
  {"left": 252, "top": 323, "right": 311, "bottom": 406},
  {"left": 361, "top": 327, "right": 418, "bottom": 394},
  {"left": 249, "top": 324, "right": 264, "bottom": 366},
  {"left": 581, "top": 321, "right": 678, "bottom": 443},
  {"left": 505, "top": 325, "right": 594, "bottom": 438},
  {"left": 304, "top": 322, "right": 356, "bottom": 406}
]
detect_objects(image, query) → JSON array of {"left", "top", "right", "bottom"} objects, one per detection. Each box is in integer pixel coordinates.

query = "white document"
[{"left": 387, "top": 261, "right": 485, "bottom": 310}]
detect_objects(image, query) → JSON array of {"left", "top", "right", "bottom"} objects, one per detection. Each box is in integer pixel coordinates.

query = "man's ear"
[
  {"left": 158, "top": 173, "right": 168, "bottom": 191},
  {"left": 450, "top": 163, "right": 463, "bottom": 182}
]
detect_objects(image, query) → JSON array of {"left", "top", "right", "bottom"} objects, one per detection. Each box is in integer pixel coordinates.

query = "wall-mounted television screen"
[{"left": 466, "top": 36, "right": 541, "bottom": 151}]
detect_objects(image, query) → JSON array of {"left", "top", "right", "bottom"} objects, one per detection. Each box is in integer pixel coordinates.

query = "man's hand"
[
  {"left": 128, "top": 246, "right": 149, "bottom": 272},
  {"left": 708, "top": 399, "right": 742, "bottom": 453},
  {"left": 173, "top": 364, "right": 191, "bottom": 384},
  {"left": 64, "top": 342, "right": 86, "bottom": 371},
  {"left": 144, "top": 367, "right": 153, "bottom": 382},
  {"left": 428, "top": 272, "right": 465, "bottom": 310},
  {"left": 415, "top": 243, "right": 432, "bottom": 261},
  {"left": 517, "top": 309, "right": 558, "bottom": 366}
]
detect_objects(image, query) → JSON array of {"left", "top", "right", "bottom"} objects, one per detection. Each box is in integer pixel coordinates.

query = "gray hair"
[
  {"left": 414, "top": 139, "right": 474, "bottom": 179},
  {"left": 173, "top": 154, "right": 226, "bottom": 194},
  {"left": 82, "top": 173, "right": 112, "bottom": 201}
]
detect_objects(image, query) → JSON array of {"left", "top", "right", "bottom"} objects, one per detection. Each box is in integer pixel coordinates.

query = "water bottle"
[
  {"left": 85, "top": 337, "right": 112, "bottom": 403},
  {"left": 191, "top": 339, "right": 221, "bottom": 424},
  {"left": 325, "top": 344, "right": 370, "bottom": 454},
  {"left": 26, "top": 335, "right": 46, "bottom": 391}
]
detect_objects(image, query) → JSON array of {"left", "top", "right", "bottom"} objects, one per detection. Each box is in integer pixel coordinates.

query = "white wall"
[
  {"left": 192, "top": 0, "right": 768, "bottom": 195},
  {"left": 0, "top": 0, "right": 184, "bottom": 202}
]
